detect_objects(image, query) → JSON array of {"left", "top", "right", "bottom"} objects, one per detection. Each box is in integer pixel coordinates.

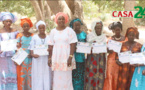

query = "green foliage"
[
  {"left": 136, "top": 1, "right": 145, "bottom": 7},
  {"left": 134, "top": 1, "right": 145, "bottom": 26},
  {"left": 88, "top": 0, "right": 145, "bottom": 26},
  {"left": 82, "top": 0, "right": 124, "bottom": 21},
  {"left": 45, "top": 19, "right": 56, "bottom": 33},
  {"left": 82, "top": 1, "right": 98, "bottom": 20},
  {"left": 92, "top": 0, "right": 124, "bottom": 12},
  {"left": 0, "top": 0, "right": 34, "bottom": 17}
]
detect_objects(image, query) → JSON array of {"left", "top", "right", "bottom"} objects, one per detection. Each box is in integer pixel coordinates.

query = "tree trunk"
[
  {"left": 30, "top": 0, "right": 44, "bottom": 21},
  {"left": 122, "top": 0, "right": 135, "bottom": 35},
  {"left": 46, "top": 1, "right": 72, "bottom": 19},
  {"left": 44, "top": 1, "right": 51, "bottom": 20},
  {"left": 30, "top": 0, "right": 87, "bottom": 32},
  {"left": 38, "top": 0, "right": 45, "bottom": 19},
  {"left": 73, "top": 0, "right": 88, "bottom": 32},
  {"left": 65, "top": 0, "right": 75, "bottom": 15}
]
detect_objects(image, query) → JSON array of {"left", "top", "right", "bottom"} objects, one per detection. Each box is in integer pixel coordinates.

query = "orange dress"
[
  {"left": 103, "top": 36, "right": 126, "bottom": 90},
  {"left": 16, "top": 33, "right": 34, "bottom": 90},
  {"left": 117, "top": 42, "right": 142, "bottom": 90}
]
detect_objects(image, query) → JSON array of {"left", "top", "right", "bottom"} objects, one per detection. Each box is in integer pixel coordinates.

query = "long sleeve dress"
[
  {"left": 30, "top": 34, "right": 52, "bottom": 90},
  {"left": 84, "top": 34, "right": 107, "bottom": 90},
  {"left": 72, "top": 31, "right": 86, "bottom": 90},
  {"left": 0, "top": 31, "right": 18, "bottom": 90}
]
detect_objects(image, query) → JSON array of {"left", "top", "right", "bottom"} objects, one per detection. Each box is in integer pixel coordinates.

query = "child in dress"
[{"left": 30, "top": 20, "right": 52, "bottom": 90}]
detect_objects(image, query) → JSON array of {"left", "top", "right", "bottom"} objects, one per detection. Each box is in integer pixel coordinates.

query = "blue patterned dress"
[
  {"left": 16, "top": 33, "right": 33, "bottom": 90},
  {"left": 72, "top": 31, "right": 86, "bottom": 90},
  {"left": 0, "top": 31, "right": 18, "bottom": 90},
  {"left": 130, "top": 44, "right": 145, "bottom": 90}
]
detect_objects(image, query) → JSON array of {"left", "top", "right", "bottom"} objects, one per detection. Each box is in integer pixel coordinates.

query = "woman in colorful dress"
[
  {"left": 130, "top": 39, "right": 145, "bottom": 90},
  {"left": 30, "top": 20, "right": 52, "bottom": 90},
  {"left": 116, "top": 27, "right": 142, "bottom": 90},
  {"left": 0, "top": 12, "right": 18, "bottom": 90},
  {"left": 48, "top": 12, "right": 78, "bottom": 90},
  {"left": 103, "top": 22, "right": 125, "bottom": 90},
  {"left": 84, "top": 21, "right": 107, "bottom": 90},
  {"left": 69, "top": 18, "right": 86, "bottom": 90},
  {"left": 16, "top": 18, "right": 33, "bottom": 90}
]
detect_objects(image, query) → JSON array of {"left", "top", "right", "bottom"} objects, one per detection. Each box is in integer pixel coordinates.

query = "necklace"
[
  {"left": 4, "top": 27, "right": 12, "bottom": 39},
  {"left": 115, "top": 36, "right": 122, "bottom": 40},
  {"left": 41, "top": 39, "right": 45, "bottom": 44},
  {"left": 26, "top": 34, "right": 29, "bottom": 37},
  {"left": 39, "top": 34, "right": 46, "bottom": 44},
  {"left": 23, "top": 32, "right": 31, "bottom": 37},
  {"left": 7, "top": 33, "right": 11, "bottom": 39}
]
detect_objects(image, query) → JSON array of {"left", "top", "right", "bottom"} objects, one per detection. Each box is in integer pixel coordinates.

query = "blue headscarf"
[
  {"left": 0, "top": 12, "right": 17, "bottom": 23},
  {"left": 69, "top": 18, "right": 83, "bottom": 28}
]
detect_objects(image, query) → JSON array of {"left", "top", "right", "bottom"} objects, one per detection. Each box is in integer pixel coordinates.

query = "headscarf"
[
  {"left": 108, "top": 21, "right": 122, "bottom": 30},
  {"left": 55, "top": 12, "right": 69, "bottom": 24},
  {"left": 20, "top": 18, "right": 33, "bottom": 27},
  {"left": 36, "top": 20, "right": 46, "bottom": 30},
  {"left": 69, "top": 18, "right": 83, "bottom": 28},
  {"left": 0, "top": 12, "right": 17, "bottom": 23},
  {"left": 87, "top": 21, "right": 106, "bottom": 43},
  {"left": 125, "top": 27, "right": 138, "bottom": 38}
]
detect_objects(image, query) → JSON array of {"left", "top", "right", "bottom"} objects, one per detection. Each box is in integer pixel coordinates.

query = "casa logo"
[{"left": 112, "top": 6, "right": 145, "bottom": 18}]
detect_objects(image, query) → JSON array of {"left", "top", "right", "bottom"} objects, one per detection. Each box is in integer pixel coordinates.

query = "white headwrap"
[
  {"left": 87, "top": 21, "right": 106, "bottom": 43},
  {"left": 0, "top": 12, "right": 17, "bottom": 23},
  {"left": 36, "top": 20, "right": 46, "bottom": 30}
]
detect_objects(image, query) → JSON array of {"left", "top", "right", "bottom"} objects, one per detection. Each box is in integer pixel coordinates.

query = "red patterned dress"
[{"left": 84, "top": 53, "right": 106, "bottom": 90}]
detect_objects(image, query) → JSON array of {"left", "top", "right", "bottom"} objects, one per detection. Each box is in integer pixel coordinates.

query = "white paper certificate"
[
  {"left": 108, "top": 40, "right": 122, "bottom": 53},
  {"left": 118, "top": 51, "right": 131, "bottom": 63},
  {"left": 143, "top": 43, "right": 145, "bottom": 47},
  {"left": 92, "top": 42, "right": 107, "bottom": 54},
  {"left": 1, "top": 39, "right": 17, "bottom": 51},
  {"left": 33, "top": 45, "right": 48, "bottom": 56},
  {"left": 11, "top": 48, "right": 28, "bottom": 65},
  {"left": 76, "top": 42, "right": 91, "bottom": 54},
  {"left": 130, "top": 53, "right": 145, "bottom": 65}
]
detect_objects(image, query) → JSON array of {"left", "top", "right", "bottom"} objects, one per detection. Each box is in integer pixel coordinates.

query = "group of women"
[{"left": 0, "top": 11, "right": 145, "bottom": 90}]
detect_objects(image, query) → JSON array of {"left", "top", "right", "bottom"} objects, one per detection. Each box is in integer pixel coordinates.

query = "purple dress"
[{"left": 0, "top": 31, "right": 18, "bottom": 90}]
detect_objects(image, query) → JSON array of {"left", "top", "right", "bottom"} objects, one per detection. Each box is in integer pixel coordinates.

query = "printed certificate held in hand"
[
  {"left": 11, "top": 48, "right": 28, "bottom": 65},
  {"left": 108, "top": 40, "right": 122, "bottom": 53},
  {"left": 0, "top": 39, "right": 17, "bottom": 51},
  {"left": 130, "top": 52, "right": 145, "bottom": 65},
  {"left": 76, "top": 42, "right": 91, "bottom": 54},
  {"left": 118, "top": 51, "right": 131, "bottom": 63},
  {"left": 92, "top": 42, "right": 107, "bottom": 54},
  {"left": 33, "top": 44, "right": 49, "bottom": 56}
]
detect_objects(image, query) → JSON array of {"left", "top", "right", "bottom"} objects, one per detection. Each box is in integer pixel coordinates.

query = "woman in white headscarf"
[
  {"left": 0, "top": 12, "right": 18, "bottom": 90},
  {"left": 84, "top": 21, "right": 107, "bottom": 90},
  {"left": 29, "top": 20, "right": 52, "bottom": 90}
]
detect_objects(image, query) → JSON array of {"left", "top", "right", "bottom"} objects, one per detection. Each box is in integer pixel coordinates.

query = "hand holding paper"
[
  {"left": 33, "top": 44, "right": 49, "bottom": 56},
  {"left": 76, "top": 42, "right": 91, "bottom": 54},
  {"left": 130, "top": 52, "right": 145, "bottom": 65},
  {"left": 92, "top": 42, "right": 107, "bottom": 54},
  {"left": 118, "top": 51, "right": 131, "bottom": 63},
  {"left": 108, "top": 40, "right": 122, "bottom": 53},
  {"left": 1, "top": 39, "right": 17, "bottom": 51},
  {"left": 11, "top": 48, "right": 28, "bottom": 65}
]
